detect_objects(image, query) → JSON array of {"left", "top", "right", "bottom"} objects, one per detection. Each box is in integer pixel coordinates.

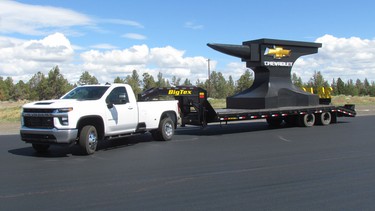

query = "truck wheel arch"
[
  {"left": 160, "top": 111, "right": 178, "bottom": 128},
  {"left": 77, "top": 116, "right": 105, "bottom": 140}
]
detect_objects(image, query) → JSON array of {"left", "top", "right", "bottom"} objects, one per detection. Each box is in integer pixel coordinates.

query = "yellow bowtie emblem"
[{"left": 265, "top": 46, "right": 291, "bottom": 59}]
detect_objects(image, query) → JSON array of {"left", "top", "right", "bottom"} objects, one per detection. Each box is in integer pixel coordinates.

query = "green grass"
[{"left": 0, "top": 101, "right": 25, "bottom": 122}]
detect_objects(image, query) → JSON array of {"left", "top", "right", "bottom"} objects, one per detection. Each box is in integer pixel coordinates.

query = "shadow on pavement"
[{"left": 8, "top": 133, "right": 153, "bottom": 158}]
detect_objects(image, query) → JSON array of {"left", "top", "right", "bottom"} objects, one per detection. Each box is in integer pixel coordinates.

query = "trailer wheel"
[
  {"left": 299, "top": 113, "right": 315, "bottom": 127},
  {"left": 316, "top": 112, "right": 331, "bottom": 126},
  {"left": 79, "top": 125, "right": 98, "bottom": 155},
  {"left": 266, "top": 118, "right": 283, "bottom": 127},
  {"left": 32, "top": 143, "right": 50, "bottom": 153},
  {"left": 153, "top": 117, "right": 174, "bottom": 141}
]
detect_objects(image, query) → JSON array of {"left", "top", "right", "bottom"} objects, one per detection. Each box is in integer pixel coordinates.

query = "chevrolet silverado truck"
[{"left": 20, "top": 83, "right": 180, "bottom": 155}]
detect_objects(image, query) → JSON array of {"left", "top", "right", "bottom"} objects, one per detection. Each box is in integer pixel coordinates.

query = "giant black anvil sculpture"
[{"left": 207, "top": 39, "right": 322, "bottom": 109}]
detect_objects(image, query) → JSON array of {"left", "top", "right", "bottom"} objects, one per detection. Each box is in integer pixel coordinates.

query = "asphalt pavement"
[{"left": 1, "top": 116, "right": 374, "bottom": 210}]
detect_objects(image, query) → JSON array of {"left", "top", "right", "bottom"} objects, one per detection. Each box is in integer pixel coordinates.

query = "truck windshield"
[{"left": 62, "top": 86, "right": 109, "bottom": 100}]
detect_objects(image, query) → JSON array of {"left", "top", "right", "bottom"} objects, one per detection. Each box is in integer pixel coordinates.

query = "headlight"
[
  {"left": 57, "top": 107, "right": 73, "bottom": 113},
  {"left": 56, "top": 107, "right": 72, "bottom": 125}
]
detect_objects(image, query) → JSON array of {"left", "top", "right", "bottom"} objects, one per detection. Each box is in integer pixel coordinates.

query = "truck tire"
[
  {"left": 316, "top": 112, "right": 331, "bottom": 126},
  {"left": 299, "top": 113, "right": 315, "bottom": 127},
  {"left": 79, "top": 125, "right": 98, "bottom": 155},
  {"left": 152, "top": 116, "right": 174, "bottom": 141},
  {"left": 266, "top": 118, "right": 283, "bottom": 127},
  {"left": 32, "top": 143, "right": 50, "bottom": 153}
]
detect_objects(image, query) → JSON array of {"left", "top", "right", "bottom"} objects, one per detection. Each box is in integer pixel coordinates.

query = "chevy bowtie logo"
[{"left": 264, "top": 46, "right": 291, "bottom": 59}]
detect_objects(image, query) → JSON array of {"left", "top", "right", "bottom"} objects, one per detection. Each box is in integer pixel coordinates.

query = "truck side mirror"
[{"left": 107, "top": 102, "right": 114, "bottom": 109}]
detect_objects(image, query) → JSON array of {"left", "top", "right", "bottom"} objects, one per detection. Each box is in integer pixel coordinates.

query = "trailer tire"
[
  {"left": 317, "top": 112, "right": 331, "bottom": 126},
  {"left": 79, "top": 125, "right": 98, "bottom": 155},
  {"left": 299, "top": 113, "right": 315, "bottom": 127},
  {"left": 266, "top": 118, "right": 283, "bottom": 127},
  {"left": 32, "top": 143, "right": 50, "bottom": 153},
  {"left": 153, "top": 116, "right": 174, "bottom": 141}
]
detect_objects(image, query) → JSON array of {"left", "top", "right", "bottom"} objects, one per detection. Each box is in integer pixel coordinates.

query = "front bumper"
[{"left": 20, "top": 127, "right": 78, "bottom": 144}]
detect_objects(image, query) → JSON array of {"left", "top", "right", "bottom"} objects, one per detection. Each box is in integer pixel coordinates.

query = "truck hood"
[{"left": 23, "top": 99, "right": 86, "bottom": 109}]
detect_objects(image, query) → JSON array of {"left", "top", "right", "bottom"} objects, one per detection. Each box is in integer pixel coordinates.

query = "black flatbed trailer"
[{"left": 139, "top": 86, "right": 356, "bottom": 128}]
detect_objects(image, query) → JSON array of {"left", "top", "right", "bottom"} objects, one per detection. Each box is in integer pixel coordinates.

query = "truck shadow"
[
  {"left": 8, "top": 133, "right": 154, "bottom": 158},
  {"left": 175, "top": 120, "right": 351, "bottom": 136}
]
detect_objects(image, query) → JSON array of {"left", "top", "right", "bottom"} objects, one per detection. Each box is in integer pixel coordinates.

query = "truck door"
[{"left": 105, "top": 87, "right": 138, "bottom": 133}]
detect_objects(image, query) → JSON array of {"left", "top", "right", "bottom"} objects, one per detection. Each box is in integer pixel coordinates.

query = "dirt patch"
[
  {"left": 0, "top": 122, "right": 20, "bottom": 135},
  {"left": 355, "top": 105, "right": 375, "bottom": 116}
]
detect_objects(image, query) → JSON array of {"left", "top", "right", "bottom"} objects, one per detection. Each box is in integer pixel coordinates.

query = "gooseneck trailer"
[
  {"left": 140, "top": 38, "right": 356, "bottom": 128},
  {"left": 139, "top": 86, "right": 355, "bottom": 128}
]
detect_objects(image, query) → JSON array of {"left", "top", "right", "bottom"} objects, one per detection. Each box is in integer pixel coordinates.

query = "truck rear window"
[{"left": 62, "top": 86, "right": 109, "bottom": 100}]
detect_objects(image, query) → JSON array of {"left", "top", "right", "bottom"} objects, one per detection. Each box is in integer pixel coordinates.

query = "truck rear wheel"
[
  {"left": 152, "top": 117, "right": 174, "bottom": 141},
  {"left": 79, "top": 125, "right": 98, "bottom": 155},
  {"left": 299, "top": 113, "right": 315, "bottom": 127},
  {"left": 32, "top": 143, "right": 50, "bottom": 153},
  {"left": 316, "top": 112, "right": 331, "bottom": 125}
]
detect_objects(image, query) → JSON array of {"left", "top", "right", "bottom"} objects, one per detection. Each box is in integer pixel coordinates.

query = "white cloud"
[
  {"left": 103, "top": 19, "right": 144, "bottom": 28},
  {"left": 81, "top": 45, "right": 149, "bottom": 65},
  {"left": 90, "top": 44, "right": 118, "bottom": 50},
  {"left": 122, "top": 33, "right": 147, "bottom": 40},
  {"left": 0, "top": 33, "right": 74, "bottom": 81},
  {"left": 80, "top": 45, "right": 208, "bottom": 83},
  {"left": 2, "top": 33, "right": 375, "bottom": 87},
  {"left": 0, "top": 1, "right": 92, "bottom": 36},
  {"left": 184, "top": 21, "right": 204, "bottom": 30},
  {"left": 292, "top": 34, "right": 375, "bottom": 83}
]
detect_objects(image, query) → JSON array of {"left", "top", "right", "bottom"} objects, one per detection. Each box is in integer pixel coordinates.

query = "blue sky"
[{"left": 1, "top": 0, "right": 375, "bottom": 84}]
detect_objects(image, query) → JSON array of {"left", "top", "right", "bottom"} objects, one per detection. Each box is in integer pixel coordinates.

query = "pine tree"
[
  {"left": 227, "top": 76, "right": 235, "bottom": 96},
  {"left": 292, "top": 73, "right": 303, "bottom": 88},
  {"left": 235, "top": 69, "right": 254, "bottom": 93},
  {"left": 46, "top": 66, "right": 72, "bottom": 99},
  {"left": 125, "top": 70, "right": 142, "bottom": 97},
  {"left": 183, "top": 78, "right": 192, "bottom": 86},
  {"left": 142, "top": 73, "right": 156, "bottom": 90},
  {"left": 78, "top": 71, "right": 99, "bottom": 85},
  {"left": 114, "top": 76, "right": 125, "bottom": 83},
  {"left": 336, "top": 77, "right": 345, "bottom": 95}
]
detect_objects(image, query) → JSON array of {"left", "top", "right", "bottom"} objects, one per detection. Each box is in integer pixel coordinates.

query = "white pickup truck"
[{"left": 20, "top": 83, "right": 180, "bottom": 155}]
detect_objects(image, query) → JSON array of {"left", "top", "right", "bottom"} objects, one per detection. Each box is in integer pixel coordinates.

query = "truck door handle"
[{"left": 128, "top": 107, "right": 133, "bottom": 110}]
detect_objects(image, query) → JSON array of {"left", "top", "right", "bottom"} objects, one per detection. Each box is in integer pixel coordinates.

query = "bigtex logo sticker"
[
  {"left": 168, "top": 90, "right": 192, "bottom": 96},
  {"left": 264, "top": 46, "right": 291, "bottom": 59}
]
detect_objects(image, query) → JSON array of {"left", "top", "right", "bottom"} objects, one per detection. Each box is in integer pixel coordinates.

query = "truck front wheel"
[
  {"left": 152, "top": 117, "right": 174, "bottom": 141},
  {"left": 79, "top": 125, "right": 98, "bottom": 155}
]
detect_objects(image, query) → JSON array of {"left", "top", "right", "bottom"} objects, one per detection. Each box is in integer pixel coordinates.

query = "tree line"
[{"left": 1, "top": 65, "right": 375, "bottom": 101}]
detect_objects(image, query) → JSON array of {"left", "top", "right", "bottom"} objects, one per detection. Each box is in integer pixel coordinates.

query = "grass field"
[{"left": 1, "top": 95, "right": 374, "bottom": 123}]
